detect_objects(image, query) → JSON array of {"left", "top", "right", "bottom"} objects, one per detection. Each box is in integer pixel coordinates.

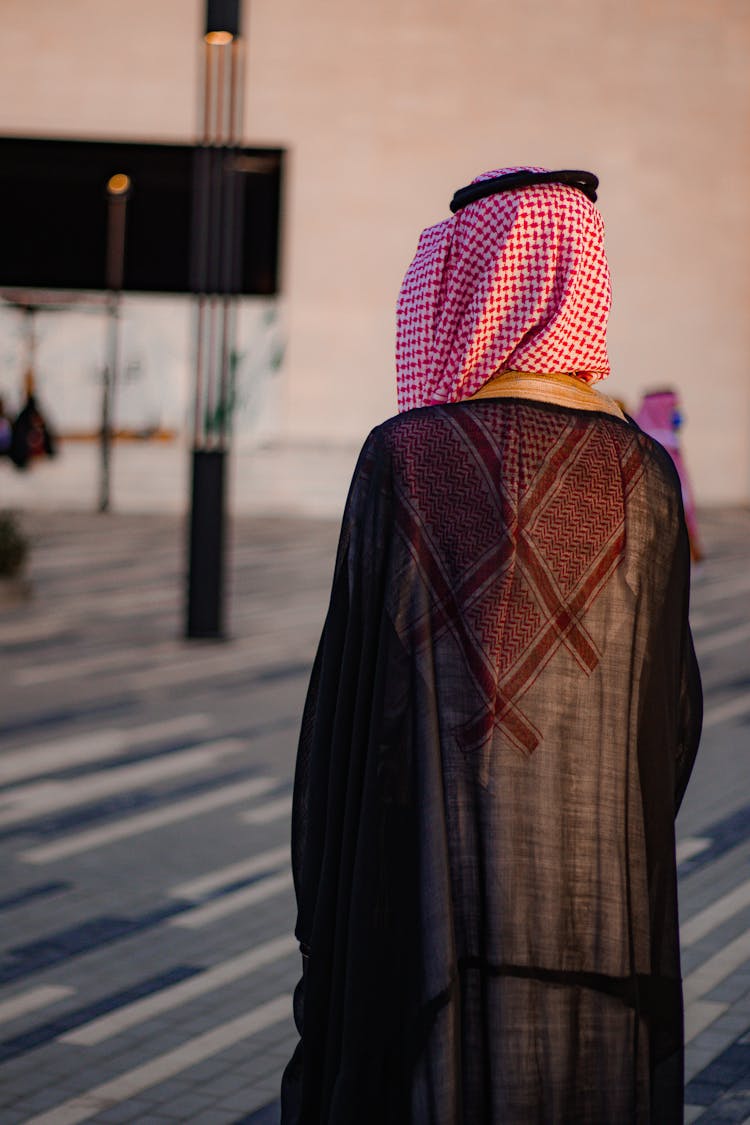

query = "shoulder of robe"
[{"left": 631, "top": 426, "right": 685, "bottom": 497}]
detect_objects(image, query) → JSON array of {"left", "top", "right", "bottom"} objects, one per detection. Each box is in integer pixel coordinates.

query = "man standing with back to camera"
[{"left": 281, "top": 166, "right": 702, "bottom": 1124}]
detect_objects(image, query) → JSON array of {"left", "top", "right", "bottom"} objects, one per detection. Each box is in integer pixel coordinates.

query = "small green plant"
[{"left": 0, "top": 511, "right": 29, "bottom": 577}]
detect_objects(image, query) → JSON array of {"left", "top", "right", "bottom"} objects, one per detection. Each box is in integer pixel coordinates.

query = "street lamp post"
[
  {"left": 185, "top": 0, "right": 244, "bottom": 639},
  {"left": 99, "top": 172, "right": 131, "bottom": 513}
]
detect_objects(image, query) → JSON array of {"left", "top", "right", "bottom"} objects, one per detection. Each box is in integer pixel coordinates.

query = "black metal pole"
[
  {"left": 187, "top": 448, "right": 226, "bottom": 637},
  {"left": 99, "top": 173, "right": 130, "bottom": 514},
  {"left": 185, "top": 0, "right": 243, "bottom": 639}
]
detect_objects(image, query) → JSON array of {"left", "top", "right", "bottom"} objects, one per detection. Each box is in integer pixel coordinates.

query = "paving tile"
[
  {"left": 235, "top": 1100, "right": 282, "bottom": 1124},
  {"left": 190, "top": 1109, "right": 242, "bottom": 1125},
  {"left": 217, "top": 1088, "right": 264, "bottom": 1113},
  {"left": 119, "top": 1115, "right": 176, "bottom": 1125},
  {"left": 152, "top": 1091, "right": 219, "bottom": 1119},
  {"left": 1, "top": 1108, "right": 40, "bottom": 1125},
  {"left": 695, "top": 1029, "right": 743, "bottom": 1055},
  {"left": 6, "top": 1085, "right": 72, "bottom": 1112},
  {"left": 206, "top": 1072, "right": 256, "bottom": 1097},
  {"left": 713, "top": 1015, "right": 750, "bottom": 1036},
  {"left": 92, "top": 1098, "right": 161, "bottom": 1123},
  {"left": 143, "top": 1077, "right": 197, "bottom": 1103}
]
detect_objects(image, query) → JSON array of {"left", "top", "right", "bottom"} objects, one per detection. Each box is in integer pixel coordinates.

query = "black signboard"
[{"left": 0, "top": 136, "right": 283, "bottom": 295}]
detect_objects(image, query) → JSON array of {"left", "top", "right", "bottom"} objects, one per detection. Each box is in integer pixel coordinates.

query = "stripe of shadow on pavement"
[
  {"left": 0, "top": 766, "right": 264, "bottom": 844},
  {"left": 0, "top": 965, "right": 201, "bottom": 1063},
  {"left": 45, "top": 716, "right": 295, "bottom": 783},
  {"left": 0, "top": 882, "right": 70, "bottom": 913},
  {"left": 0, "top": 700, "right": 135, "bottom": 740},
  {"left": 0, "top": 862, "right": 288, "bottom": 986},
  {"left": 36, "top": 739, "right": 230, "bottom": 782},
  {"left": 678, "top": 803, "right": 750, "bottom": 878},
  {"left": 0, "top": 904, "right": 188, "bottom": 986}
]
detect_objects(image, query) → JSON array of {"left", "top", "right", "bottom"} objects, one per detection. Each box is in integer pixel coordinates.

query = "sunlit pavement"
[{"left": 0, "top": 507, "right": 748, "bottom": 1124}]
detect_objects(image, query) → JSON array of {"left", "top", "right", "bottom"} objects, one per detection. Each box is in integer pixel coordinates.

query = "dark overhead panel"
[{"left": 0, "top": 136, "right": 283, "bottom": 296}]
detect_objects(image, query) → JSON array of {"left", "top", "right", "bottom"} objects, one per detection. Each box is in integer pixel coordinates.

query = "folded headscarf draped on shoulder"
[{"left": 395, "top": 166, "right": 612, "bottom": 412}]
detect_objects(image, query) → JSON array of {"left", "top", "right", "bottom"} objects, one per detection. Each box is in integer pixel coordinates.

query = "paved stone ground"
[{"left": 0, "top": 505, "right": 748, "bottom": 1124}]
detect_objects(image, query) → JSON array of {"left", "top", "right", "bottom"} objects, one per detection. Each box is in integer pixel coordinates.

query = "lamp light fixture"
[{"left": 106, "top": 173, "right": 131, "bottom": 196}]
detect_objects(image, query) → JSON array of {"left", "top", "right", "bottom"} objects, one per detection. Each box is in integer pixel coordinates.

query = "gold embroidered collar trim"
[{"left": 466, "top": 370, "right": 626, "bottom": 420}]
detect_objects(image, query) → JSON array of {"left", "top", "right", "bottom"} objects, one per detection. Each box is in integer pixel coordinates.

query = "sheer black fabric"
[{"left": 281, "top": 399, "right": 702, "bottom": 1125}]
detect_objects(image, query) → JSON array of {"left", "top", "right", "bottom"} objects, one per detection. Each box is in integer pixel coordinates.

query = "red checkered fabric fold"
[{"left": 396, "top": 166, "right": 611, "bottom": 412}]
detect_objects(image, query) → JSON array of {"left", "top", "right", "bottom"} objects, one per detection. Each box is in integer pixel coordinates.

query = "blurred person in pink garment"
[{"left": 634, "top": 389, "right": 703, "bottom": 562}]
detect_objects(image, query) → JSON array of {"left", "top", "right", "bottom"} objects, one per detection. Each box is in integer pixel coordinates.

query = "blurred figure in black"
[
  {"left": 0, "top": 396, "right": 13, "bottom": 458},
  {"left": 10, "top": 374, "right": 57, "bottom": 470}
]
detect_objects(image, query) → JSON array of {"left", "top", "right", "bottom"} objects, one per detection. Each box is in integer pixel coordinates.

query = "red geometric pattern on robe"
[
  {"left": 396, "top": 167, "right": 612, "bottom": 413},
  {"left": 388, "top": 404, "right": 645, "bottom": 755}
]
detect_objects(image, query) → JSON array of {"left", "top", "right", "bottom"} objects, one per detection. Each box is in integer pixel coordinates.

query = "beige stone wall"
[{"left": 1, "top": 0, "right": 749, "bottom": 501}]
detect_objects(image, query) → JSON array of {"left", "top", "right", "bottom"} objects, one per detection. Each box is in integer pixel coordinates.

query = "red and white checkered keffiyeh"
[{"left": 395, "top": 167, "right": 611, "bottom": 412}]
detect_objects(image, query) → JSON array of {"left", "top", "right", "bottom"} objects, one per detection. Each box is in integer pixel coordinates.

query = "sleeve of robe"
[
  {"left": 280, "top": 428, "right": 418, "bottom": 1125},
  {"left": 674, "top": 524, "right": 702, "bottom": 812},
  {"left": 635, "top": 441, "right": 702, "bottom": 820}
]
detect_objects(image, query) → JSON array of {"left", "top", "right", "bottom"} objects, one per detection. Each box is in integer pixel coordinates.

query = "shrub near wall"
[{"left": 0, "top": 511, "right": 31, "bottom": 604}]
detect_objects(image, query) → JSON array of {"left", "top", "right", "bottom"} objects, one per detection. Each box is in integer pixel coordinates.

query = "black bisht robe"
[{"left": 282, "top": 398, "right": 702, "bottom": 1124}]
